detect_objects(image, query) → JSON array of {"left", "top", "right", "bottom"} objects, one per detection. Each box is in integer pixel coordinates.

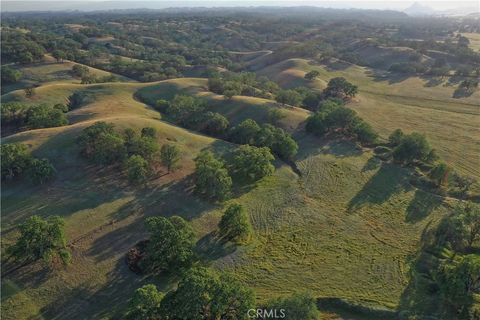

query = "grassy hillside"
[
  {"left": 1, "top": 55, "right": 131, "bottom": 94},
  {"left": 259, "top": 58, "right": 480, "bottom": 179},
  {"left": 0, "top": 73, "right": 474, "bottom": 319}
]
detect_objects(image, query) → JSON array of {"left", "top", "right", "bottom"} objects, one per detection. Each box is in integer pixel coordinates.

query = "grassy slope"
[
  {"left": 258, "top": 58, "right": 480, "bottom": 179},
  {"left": 1, "top": 55, "right": 132, "bottom": 94},
  {"left": 0, "top": 75, "right": 468, "bottom": 319}
]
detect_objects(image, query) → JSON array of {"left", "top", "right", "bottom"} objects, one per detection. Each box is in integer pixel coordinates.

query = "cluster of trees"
[
  {"left": 1, "top": 65, "right": 22, "bottom": 84},
  {"left": 194, "top": 146, "right": 276, "bottom": 202},
  {"left": 156, "top": 95, "right": 298, "bottom": 160},
  {"left": 1, "top": 102, "right": 69, "bottom": 131},
  {"left": 306, "top": 99, "right": 377, "bottom": 145},
  {"left": 208, "top": 71, "right": 280, "bottom": 100},
  {"left": 433, "top": 204, "right": 480, "bottom": 317},
  {"left": 6, "top": 215, "right": 71, "bottom": 267},
  {"left": 1, "top": 143, "right": 56, "bottom": 185},
  {"left": 230, "top": 119, "right": 298, "bottom": 160},
  {"left": 1, "top": 30, "right": 45, "bottom": 64},
  {"left": 77, "top": 122, "right": 181, "bottom": 184},
  {"left": 126, "top": 272, "right": 319, "bottom": 320},
  {"left": 157, "top": 95, "right": 229, "bottom": 137}
]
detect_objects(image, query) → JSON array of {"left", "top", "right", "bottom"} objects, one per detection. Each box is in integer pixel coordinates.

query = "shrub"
[
  {"left": 1, "top": 143, "right": 32, "bottom": 180},
  {"left": 276, "top": 89, "right": 302, "bottom": 106},
  {"left": 194, "top": 151, "right": 232, "bottom": 201},
  {"left": 232, "top": 145, "right": 275, "bottom": 181},
  {"left": 266, "top": 292, "right": 320, "bottom": 320},
  {"left": 142, "top": 216, "right": 195, "bottom": 273},
  {"left": 203, "top": 112, "right": 229, "bottom": 135},
  {"left": 27, "top": 158, "right": 56, "bottom": 185},
  {"left": 388, "top": 129, "right": 404, "bottom": 146},
  {"left": 141, "top": 127, "right": 157, "bottom": 139},
  {"left": 26, "top": 104, "right": 68, "bottom": 129},
  {"left": 160, "top": 267, "right": 254, "bottom": 319},
  {"left": 125, "top": 155, "right": 149, "bottom": 184},
  {"left": 353, "top": 121, "right": 378, "bottom": 145},
  {"left": 429, "top": 162, "right": 450, "bottom": 187},
  {"left": 218, "top": 203, "right": 252, "bottom": 243},
  {"left": 7, "top": 215, "right": 71, "bottom": 265},
  {"left": 392, "top": 132, "right": 432, "bottom": 165},
  {"left": 230, "top": 119, "right": 261, "bottom": 145},
  {"left": 160, "top": 144, "right": 181, "bottom": 173},
  {"left": 126, "top": 284, "right": 164, "bottom": 320},
  {"left": 78, "top": 122, "right": 126, "bottom": 165},
  {"left": 1, "top": 65, "right": 22, "bottom": 84},
  {"left": 304, "top": 70, "right": 320, "bottom": 80}
]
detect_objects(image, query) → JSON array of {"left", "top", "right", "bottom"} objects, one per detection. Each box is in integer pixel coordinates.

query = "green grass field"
[
  {"left": 1, "top": 60, "right": 477, "bottom": 319},
  {"left": 259, "top": 58, "right": 480, "bottom": 179}
]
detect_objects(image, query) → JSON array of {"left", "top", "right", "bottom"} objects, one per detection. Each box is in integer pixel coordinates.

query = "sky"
[{"left": 1, "top": 0, "right": 478, "bottom": 13}]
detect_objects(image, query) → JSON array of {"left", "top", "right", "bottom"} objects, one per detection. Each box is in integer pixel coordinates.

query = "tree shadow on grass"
[
  {"left": 195, "top": 231, "right": 237, "bottom": 261},
  {"left": 39, "top": 259, "right": 172, "bottom": 320},
  {"left": 348, "top": 163, "right": 411, "bottom": 211},
  {"left": 405, "top": 190, "right": 443, "bottom": 223},
  {"left": 367, "top": 69, "right": 412, "bottom": 84},
  {"left": 361, "top": 156, "right": 382, "bottom": 172}
]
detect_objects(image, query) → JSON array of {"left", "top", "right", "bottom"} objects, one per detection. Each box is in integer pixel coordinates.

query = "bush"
[
  {"left": 230, "top": 119, "right": 261, "bottom": 145},
  {"left": 353, "top": 121, "right": 378, "bottom": 145},
  {"left": 203, "top": 112, "right": 229, "bottom": 135},
  {"left": 1, "top": 143, "right": 32, "bottom": 180},
  {"left": 232, "top": 145, "right": 275, "bottom": 181},
  {"left": 304, "top": 70, "right": 320, "bottom": 80},
  {"left": 26, "top": 104, "right": 68, "bottom": 129},
  {"left": 323, "top": 77, "right": 358, "bottom": 99},
  {"left": 267, "top": 108, "right": 286, "bottom": 125},
  {"left": 276, "top": 89, "right": 302, "bottom": 106},
  {"left": 1, "top": 66, "right": 22, "bottom": 84},
  {"left": 78, "top": 122, "right": 126, "bottom": 165},
  {"left": 125, "top": 155, "right": 149, "bottom": 184},
  {"left": 142, "top": 216, "right": 195, "bottom": 273},
  {"left": 218, "top": 203, "right": 252, "bottom": 243},
  {"left": 126, "top": 284, "right": 163, "bottom": 320},
  {"left": 160, "top": 267, "right": 254, "bottom": 319},
  {"left": 388, "top": 129, "right": 404, "bottom": 146},
  {"left": 141, "top": 127, "right": 157, "bottom": 139},
  {"left": 194, "top": 151, "right": 232, "bottom": 201},
  {"left": 68, "top": 91, "right": 95, "bottom": 109},
  {"left": 7, "top": 215, "right": 71, "bottom": 265},
  {"left": 71, "top": 64, "right": 90, "bottom": 78},
  {"left": 160, "top": 144, "right": 181, "bottom": 173},
  {"left": 27, "top": 158, "right": 56, "bottom": 185},
  {"left": 266, "top": 292, "right": 320, "bottom": 320},
  {"left": 306, "top": 111, "right": 328, "bottom": 136},
  {"left": 429, "top": 162, "right": 450, "bottom": 187},
  {"left": 392, "top": 132, "right": 432, "bottom": 165}
]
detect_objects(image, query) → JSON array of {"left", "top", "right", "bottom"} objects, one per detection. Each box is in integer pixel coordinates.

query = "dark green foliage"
[
  {"left": 203, "top": 112, "right": 229, "bottom": 136},
  {"left": 230, "top": 119, "right": 261, "bottom": 145},
  {"left": 388, "top": 129, "right": 404, "bottom": 146},
  {"left": 71, "top": 64, "right": 90, "bottom": 78},
  {"left": 155, "top": 99, "right": 169, "bottom": 111},
  {"left": 1, "top": 102, "right": 29, "bottom": 127},
  {"left": 125, "top": 155, "right": 149, "bottom": 184},
  {"left": 302, "top": 92, "right": 322, "bottom": 111},
  {"left": 306, "top": 111, "right": 328, "bottom": 136},
  {"left": 126, "top": 284, "right": 164, "bottom": 320},
  {"left": 266, "top": 292, "right": 320, "bottom": 320},
  {"left": 1, "top": 143, "right": 32, "bottom": 180},
  {"left": 1, "top": 65, "right": 22, "bottom": 84},
  {"left": 26, "top": 104, "right": 68, "bottom": 129},
  {"left": 436, "top": 204, "right": 480, "bottom": 252},
  {"left": 304, "top": 70, "right": 320, "bottom": 80},
  {"left": 392, "top": 132, "right": 432, "bottom": 165},
  {"left": 435, "top": 255, "right": 480, "bottom": 309},
  {"left": 429, "top": 162, "right": 450, "bottom": 187},
  {"left": 160, "top": 144, "right": 181, "bottom": 173},
  {"left": 267, "top": 108, "right": 286, "bottom": 125},
  {"left": 27, "top": 158, "right": 56, "bottom": 185},
  {"left": 275, "top": 89, "right": 302, "bottom": 106},
  {"left": 218, "top": 203, "right": 252, "bottom": 243},
  {"left": 160, "top": 267, "right": 255, "bottom": 320},
  {"left": 7, "top": 215, "right": 71, "bottom": 265},
  {"left": 77, "top": 122, "right": 126, "bottom": 165},
  {"left": 323, "top": 77, "right": 358, "bottom": 99},
  {"left": 127, "top": 135, "right": 159, "bottom": 162},
  {"left": 353, "top": 121, "right": 378, "bottom": 145},
  {"left": 142, "top": 216, "right": 195, "bottom": 273},
  {"left": 68, "top": 91, "right": 95, "bottom": 109},
  {"left": 52, "top": 49, "right": 66, "bottom": 62},
  {"left": 232, "top": 145, "right": 275, "bottom": 182},
  {"left": 194, "top": 151, "right": 232, "bottom": 201},
  {"left": 167, "top": 95, "right": 206, "bottom": 127},
  {"left": 141, "top": 127, "right": 157, "bottom": 139}
]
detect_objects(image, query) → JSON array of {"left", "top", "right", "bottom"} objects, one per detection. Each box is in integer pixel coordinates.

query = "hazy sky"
[{"left": 2, "top": 0, "right": 479, "bottom": 12}]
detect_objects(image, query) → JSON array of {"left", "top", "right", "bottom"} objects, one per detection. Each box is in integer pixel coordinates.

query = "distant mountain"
[{"left": 404, "top": 2, "right": 435, "bottom": 16}]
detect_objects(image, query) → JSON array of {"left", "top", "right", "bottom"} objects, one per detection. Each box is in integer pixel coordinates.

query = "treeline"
[
  {"left": 1, "top": 102, "right": 69, "bottom": 134},
  {"left": 155, "top": 95, "right": 298, "bottom": 161}
]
